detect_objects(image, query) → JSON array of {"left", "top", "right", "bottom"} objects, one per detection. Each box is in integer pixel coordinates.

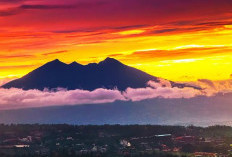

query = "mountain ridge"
[{"left": 2, "top": 57, "right": 186, "bottom": 91}]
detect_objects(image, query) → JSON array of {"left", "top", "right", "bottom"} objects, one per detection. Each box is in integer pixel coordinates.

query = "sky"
[{"left": 0, "top": 0, "right": 232, "bottom": 83}]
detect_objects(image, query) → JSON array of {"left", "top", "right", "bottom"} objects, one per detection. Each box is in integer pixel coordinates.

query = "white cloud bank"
[
  {"left": 0, "top": 78, "right": 231, "bottom": 110},
  {"left": 0, "top": 88, "right": 126, "bottom": 110},
  {"left": 123, "top": 80, "right": 202, "bottom": 101}
]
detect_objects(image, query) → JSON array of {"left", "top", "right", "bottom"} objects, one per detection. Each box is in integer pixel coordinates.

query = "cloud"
[
  {"left": 0, "top": 54, "right": 34, "bottom": 59},
  {"left": 0, "top": 0, "right": 25, "bottom": 4},
  {"left": 20, "top": 4, "right": 77, "bottom": 10},
  {"left": 152, "top": 28, "right": 179, "bottom": 34},
  {"left": 198, "top": 79, "right": 216, "bottom": 89},
  {"left": 123, "top": 79, "right": 202, "bottom": 101},
  {"left": 189, "top": 79, "right": 232, "bottom": 95},
  {"left": 1, "top": 77, "right": 232, "bottom": 110},
  {"left": 109, "top": 46, "right": 232, "bottom": 64},
  {"left": 0, "top": 88, "right": 126, "bottom": 110},
  {"left": 1, "top": 78, "right": 225, "bottom": 110},
  {"left": 0, "top": 1, "right": 105, "bottom": 17},
  {"left": 0, "top": 5, "right": 76, "bottom": 17},
  {"left": 0, "top": 8, "right": 22, "bottom": 16},
  {"left": 42, "top": 50, "right": 67, "bottom": 56},
  {"left": 0, "top": 65, "right": 35, "bottom": 70}
]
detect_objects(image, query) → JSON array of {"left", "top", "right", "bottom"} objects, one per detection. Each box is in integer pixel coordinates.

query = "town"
[{"left": 0, "top": 124, "right": 232, "bottom": 157}]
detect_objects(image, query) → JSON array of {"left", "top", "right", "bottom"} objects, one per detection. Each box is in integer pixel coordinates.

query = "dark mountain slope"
[{"left": 2, "top": 57, "right": 183, "bottom": 90}]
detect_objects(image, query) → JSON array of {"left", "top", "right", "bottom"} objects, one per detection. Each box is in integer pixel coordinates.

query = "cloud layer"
[
  {"left": 0, "top": 88, "right": 126, "bottom": 110},
  {"left": 2, "top": 78, "right": 232, "bottom": 110}
]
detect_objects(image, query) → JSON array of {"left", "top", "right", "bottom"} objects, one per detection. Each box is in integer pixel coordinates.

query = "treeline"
[{"left": 0, "top": 124, "right": 232, "bottom": 138}]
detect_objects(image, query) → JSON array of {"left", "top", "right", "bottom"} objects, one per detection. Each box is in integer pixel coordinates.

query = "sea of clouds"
[{"left": 1, "top": 78, "right": 232, "bottom": 110}]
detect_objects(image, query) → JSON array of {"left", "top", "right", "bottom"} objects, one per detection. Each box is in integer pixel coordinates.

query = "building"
[{"left": 194, "top": 152, "right": 217, "bottom": 157}]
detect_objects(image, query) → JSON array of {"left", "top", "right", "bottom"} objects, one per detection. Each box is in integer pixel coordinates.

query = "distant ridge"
[{"left": 2, "top": 57, "right": 186, "bottom": 91}]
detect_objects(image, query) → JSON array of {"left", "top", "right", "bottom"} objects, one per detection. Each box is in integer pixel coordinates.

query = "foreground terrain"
[
  {"left": 1, "top": 93, "right": 232, "bottom": 126},
  {"left": 0, "top": 125, "right": 232, "bottom": 157}
]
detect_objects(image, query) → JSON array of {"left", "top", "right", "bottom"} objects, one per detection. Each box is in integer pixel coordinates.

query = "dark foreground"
[{"left": 0, "top": 124, "right": 232, "bottom": 157}]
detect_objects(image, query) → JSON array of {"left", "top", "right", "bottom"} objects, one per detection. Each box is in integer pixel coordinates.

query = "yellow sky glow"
[{"left": 1, "top": 18, "right": 232, "bottom": 83}]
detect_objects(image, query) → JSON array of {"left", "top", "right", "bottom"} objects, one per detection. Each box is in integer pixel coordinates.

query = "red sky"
[{"left": 0, "top": 0, "right": 232, "bottom": 82}]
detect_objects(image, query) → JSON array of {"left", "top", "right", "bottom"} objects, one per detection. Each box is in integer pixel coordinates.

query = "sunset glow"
[{"left": 0, "top": 0, "right": 232, "bottom": 83}]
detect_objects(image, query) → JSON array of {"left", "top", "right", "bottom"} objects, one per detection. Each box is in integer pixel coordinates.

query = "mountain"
[{"left": 2, "top": 57, "right": 184, "bottom": 91}]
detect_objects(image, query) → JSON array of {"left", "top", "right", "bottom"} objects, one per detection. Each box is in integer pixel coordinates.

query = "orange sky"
[{"left": 0, "top": 0, "right": 232, "bottom": 83}]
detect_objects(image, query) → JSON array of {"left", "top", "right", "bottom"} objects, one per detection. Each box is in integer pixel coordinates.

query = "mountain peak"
[
  {"left": 46, "top": 59, "right": 66, "bottom": 65},
  {"left": 69, "top": 61, "right": 83, "bottom": 67},
  {"left": 41, "top": 59, "right": 67, "bottom": 70},
  {"left": 51, "top": 59, "right": 62, "bottom": 63},
  {"left": 99, "top": 57, "right": 122, "bottom": 65},
  {"left": 70, "top": 61, "right": 78, "bottom": 64},
  {"left": 104, "top": 57, "right": 119, "bottom": 62}
]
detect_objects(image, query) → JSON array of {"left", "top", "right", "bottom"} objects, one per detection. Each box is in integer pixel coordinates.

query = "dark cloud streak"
[
  {"left": 20, "top": 4, "right": 77, "bottom": 10},
  {"left": 0, "top": 8, "right": 22, "bottom": 16},
  {"left": 42, "top": 50, "right": 67, "bottom": 56}
]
